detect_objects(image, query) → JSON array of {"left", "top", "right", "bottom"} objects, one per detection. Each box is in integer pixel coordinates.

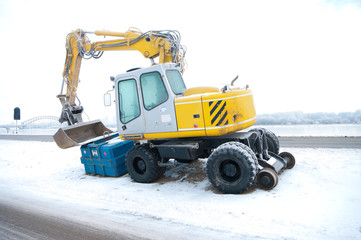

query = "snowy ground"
[{"left": 0, "top": 140, "right": 360, "bottom": 239}]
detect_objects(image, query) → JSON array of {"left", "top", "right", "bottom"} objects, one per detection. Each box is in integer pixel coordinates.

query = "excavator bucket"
[{"left": 53, "top": 120, "right": 114, "bottom": 149}]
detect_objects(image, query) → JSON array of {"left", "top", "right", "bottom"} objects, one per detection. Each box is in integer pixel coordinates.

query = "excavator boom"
[{"left": 55, "top": 28, "right": 185, "bottom": 148}]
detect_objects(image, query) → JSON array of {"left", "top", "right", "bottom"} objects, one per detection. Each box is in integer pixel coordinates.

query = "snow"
[{"left": 0, "top": 140, "right": 361, "bottom": 239}]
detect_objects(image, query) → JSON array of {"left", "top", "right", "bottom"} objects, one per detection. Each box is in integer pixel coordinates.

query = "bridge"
[{"left": 0, "top": 116, "right": 65, "bottom": 134}]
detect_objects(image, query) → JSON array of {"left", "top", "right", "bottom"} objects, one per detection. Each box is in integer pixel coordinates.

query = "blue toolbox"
[{"left": 80, "top": 133, "right": 134, "bottom": 177}]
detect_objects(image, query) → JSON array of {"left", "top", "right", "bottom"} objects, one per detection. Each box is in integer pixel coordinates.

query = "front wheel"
[
  {"left": 206, "top": 142, "right": 257, "bottom": 194},
  {"left": 126, "top": 145, "right": 165, "bottom": 183}
]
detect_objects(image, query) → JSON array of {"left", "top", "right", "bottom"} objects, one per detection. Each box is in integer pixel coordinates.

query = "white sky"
[{"left": 0, "top": 0, "right": 361, "bottom": 124}]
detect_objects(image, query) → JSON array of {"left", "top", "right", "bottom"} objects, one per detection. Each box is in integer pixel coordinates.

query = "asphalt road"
[
  {"left": 0, "top": 188, "right": 151, "bottom": 240},
  {"left": 0, "top": 203, "right": 135, "bottom": 240},
  {"left": 0, "top": 135, "right": 54, "bottom": 142},
  {"left": 0, "top": 188, "right": 240, "bottom": 240},
  {"left": 278, "top": 136, "right": 361, "bottom": 149},
  {"left": 0, "top": 135, "right": 360, "bottom": 148}
]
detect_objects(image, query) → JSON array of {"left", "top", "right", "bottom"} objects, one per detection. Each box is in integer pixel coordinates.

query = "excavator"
[{"left": 54, "top": 28, "right": 295, "bottom": 194}]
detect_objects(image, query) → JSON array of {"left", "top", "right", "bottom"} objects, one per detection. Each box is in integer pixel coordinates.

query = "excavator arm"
[
  {"left": 54, "top": 28, "right": 185, "bottom": 149},
  {"left": 57, "top": 28, "right": 185, "bottom": 125}
]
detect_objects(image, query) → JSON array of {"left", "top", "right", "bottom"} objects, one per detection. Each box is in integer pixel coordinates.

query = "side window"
[
  {"left": 118, "top": 79, "right": 140, "bottom": 123},
  {"left": 166, "top": 70, "right": 186, "bottom": 95},
  {"left": 140, "top": 72, "right": 168, "bottom": 110}
]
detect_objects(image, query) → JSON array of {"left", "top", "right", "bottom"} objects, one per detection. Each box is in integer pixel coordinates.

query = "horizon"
[{"left": 1, "top": 109, "right": 360, "bottom": 126}]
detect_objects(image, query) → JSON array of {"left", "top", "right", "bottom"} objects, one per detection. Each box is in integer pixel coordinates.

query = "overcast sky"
[{"left": 0, "top": 0, "right": 360, "bottom": 124}]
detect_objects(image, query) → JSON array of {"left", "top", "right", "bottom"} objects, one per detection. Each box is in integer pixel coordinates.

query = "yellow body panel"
[
  {"left": 144, "top": 130, "right": 206, "bottom": 140},
  {"left": 120, "top": 88, "right": 256, "bottom": 140},
  {"left": 174, "top": 95, "right": 206, "bottom": 135},
  {"left": 202, "top": 89, "right": 256, "bottom": 136}
]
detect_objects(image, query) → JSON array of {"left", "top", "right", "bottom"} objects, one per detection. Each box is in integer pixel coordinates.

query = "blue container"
[
  {"left": 80, "top": 134, "right": 134, "bottom": 177},
  {"left": 82, "top": 161, "right": 127, "bottom": 176}
]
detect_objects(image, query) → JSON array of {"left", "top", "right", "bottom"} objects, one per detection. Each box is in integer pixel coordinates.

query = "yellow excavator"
[{"left": 54, "top": 28, "right": 295, "bottom": 194}]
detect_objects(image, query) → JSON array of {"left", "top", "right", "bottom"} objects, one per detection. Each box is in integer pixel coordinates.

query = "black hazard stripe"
[
  {"left": 216, "top": 110, "right": 228, "bottom": 126},
  {"left": 210, "top": 101, "right": 228, "bottom": 125},
  {"left": 209, "top": 100, "right": 222, "bottom": 116}
]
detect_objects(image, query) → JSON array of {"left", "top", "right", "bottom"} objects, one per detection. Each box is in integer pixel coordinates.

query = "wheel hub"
[
  {"left": 134, "top": 158, "right": 146, "bottom": 174},
  {"left": 137, "top": 160, "right": 146, "bottom": 171},
  {"left": 260, "top": 175, "right": 271, "bottom": 185},
  {"left": 257, "top": 168, "right": 278, "bottom": 190},
  {"left": 219, "top": 160, "right": 241, "bottom": 182},
  {"left": 224, "top": 163, "right": 237, "bottom": 177}
]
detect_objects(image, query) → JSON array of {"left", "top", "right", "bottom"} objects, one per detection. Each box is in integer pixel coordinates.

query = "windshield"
[
  {"left": 140, "top": 72, "right": 168, "bottom": 110},
  {"left": 166, "top": 70, "right": 186, "bottom": 95}
]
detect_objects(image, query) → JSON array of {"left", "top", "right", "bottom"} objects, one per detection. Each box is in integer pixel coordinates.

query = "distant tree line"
[{"left": 255, "top": 110, "right": 361, "bottom": 125}]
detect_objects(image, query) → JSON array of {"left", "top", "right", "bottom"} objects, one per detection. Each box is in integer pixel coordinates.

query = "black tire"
[
  {"left": 206, "top": 142, "right": 257, "bottom": 194},
  {"left": 265, "top": 129, "right": 280, "bottom": 154},
  {"left": 126, "top": 144, "right": 165, "bottom": 183},
  {"left": 222, "top": 141, "right": 259, "bottom": 166},
  {"left": 250, "top": 128, "right": 280, "bottom": 154}
]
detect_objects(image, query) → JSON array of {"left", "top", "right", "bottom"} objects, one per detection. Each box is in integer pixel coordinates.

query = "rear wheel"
[
  {"left": 126, "top": 145, "right": 165, "bottom": 183},
  {"left": 206, "top": 142, "right": 257, "bottom": 194},
  {"left": 250, "top": 128, "right": 279, "bottom": 154}
]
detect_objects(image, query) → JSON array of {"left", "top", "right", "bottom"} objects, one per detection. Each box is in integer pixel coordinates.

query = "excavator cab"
[{"left": 115, "top": 63, "right": 185, "bottom": 138}]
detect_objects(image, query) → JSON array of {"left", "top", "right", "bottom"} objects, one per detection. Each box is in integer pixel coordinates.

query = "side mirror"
[{"left": 104, "top": 93, "right": 111, "bottom": 106}]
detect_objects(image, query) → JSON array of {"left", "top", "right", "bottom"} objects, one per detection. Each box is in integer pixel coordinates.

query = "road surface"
[
  {"left": 0, "top": 202, "right": 136, "bottom": 240},
  {"left": 0, "top": 188, "right": 242, "bottom": 240},
  {"left": 0, "top": 190, "right": 146, "bottom": 240},
  {"left": 0, "top": 135, "right": 360, "bottom": 148},
  {"left": 0, "top": 135, "right": 54, "bottom": 142},
  {"left": 278, "top": 136, "right": 361, "bottom": 148}
]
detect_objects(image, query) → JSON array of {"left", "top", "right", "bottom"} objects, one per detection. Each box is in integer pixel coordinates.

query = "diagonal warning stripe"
[
  {"left": 209, "top": 100, "right": 222, "bottom": 116},
  {"left": 216, "top": 110, "right": 228, "bottom": 126},
  {"left": 211, "top": 101, "right": 227, "bottom": 125}
]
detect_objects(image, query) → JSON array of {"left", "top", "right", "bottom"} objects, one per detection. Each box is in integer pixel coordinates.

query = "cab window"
[
  {"left": 140, "top": 72, "right": 168, "bottom": 110},
  {"left": 166, "top": 70, "right": 186, "bottom": 95},
  {"left": 118, "top": 79, "right": 140, "bottom": 123}
]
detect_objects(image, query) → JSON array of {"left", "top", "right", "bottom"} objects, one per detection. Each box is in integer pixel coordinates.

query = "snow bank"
[{"left": 0, "top": 140, "right": 360, "bottom": 239}]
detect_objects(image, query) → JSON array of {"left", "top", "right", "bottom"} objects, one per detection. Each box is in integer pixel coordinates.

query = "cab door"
[
  {"left": 116, "top": 76, "right": 146, "bottom": 135},
  {"left": 139, "top": 70, "right": 177, "bottom": 134}
]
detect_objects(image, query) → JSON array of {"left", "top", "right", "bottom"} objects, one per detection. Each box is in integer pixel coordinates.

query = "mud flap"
[{"left": 53, "top": 120, "right": 114, "bottom": 149}]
